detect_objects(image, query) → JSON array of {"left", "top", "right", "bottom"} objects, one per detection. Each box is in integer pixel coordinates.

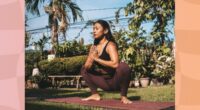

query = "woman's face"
[{"left": 93, "top": 23, "right": 105, "bottom": 39}]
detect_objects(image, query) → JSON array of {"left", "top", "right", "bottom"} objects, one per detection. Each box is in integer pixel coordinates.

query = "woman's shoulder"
[
  {"left": 106, "top": 41, "right": 117, "bottom": 52},
  {"left": 107, "top": 41, "right": 117, "bottom": 48}
]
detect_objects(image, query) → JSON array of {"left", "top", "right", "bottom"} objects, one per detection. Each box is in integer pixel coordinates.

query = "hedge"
[{"left": 38, "top": 55, "right": 87, "bottom": 75}]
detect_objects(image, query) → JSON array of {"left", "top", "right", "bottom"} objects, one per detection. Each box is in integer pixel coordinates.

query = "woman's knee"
[
  {"left": 80, "top": 66, "right": 87, "bottom": 76},
  {"left": 116, "top": 62, "right": 131, "bottom": 75}
]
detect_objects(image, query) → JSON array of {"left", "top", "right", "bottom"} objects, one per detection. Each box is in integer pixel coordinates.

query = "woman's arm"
[
  {"left": 93, "top": 42, "right": 119, "bottom": 68},
  {"left": 84, "top": 45, "right": 97, "bottom": 70}
]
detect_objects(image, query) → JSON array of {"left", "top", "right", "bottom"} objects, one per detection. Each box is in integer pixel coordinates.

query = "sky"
[{"left": 26, "top": 0, "right": 174, "bottom": 50}]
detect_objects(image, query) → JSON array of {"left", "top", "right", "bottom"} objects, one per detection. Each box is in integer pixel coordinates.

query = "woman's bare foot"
[
  {"left": 81, "top": 94, "right": 101, "bottom": 101},
  {"left": 121, "top": 96, "right": 132, "bottom": 104}
]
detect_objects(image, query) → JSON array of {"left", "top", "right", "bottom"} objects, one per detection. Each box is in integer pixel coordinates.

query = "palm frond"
[
  {"left": 63, "top": 0, "right": 83, "bottom": 22},
  {"left": 25, "top": 0, "right": 46, "bottom": 16}
]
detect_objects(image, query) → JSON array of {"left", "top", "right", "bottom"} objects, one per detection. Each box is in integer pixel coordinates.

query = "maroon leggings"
[{"left": 80, "top": 62, "right": 131, "bottom": 96}]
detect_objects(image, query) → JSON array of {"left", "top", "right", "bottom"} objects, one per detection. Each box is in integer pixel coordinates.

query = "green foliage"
[
  {"left": 25, "top": 0, "right": 83, "bottom": 51},
  {"left": 45, "top": 58, "right": 66, "bottom": 75},
  {"left": 64, "top": 55, "right": 86, "bottom": 74},
  {"left": 113, "top": 0, "right": 175, "bottom": 83},
  {"left": 25, "top": 50, "right": 42, "bottom": 80},
  {"left": 33, "top": 34, "right": 50, "bottom": 59},
  {"left": 152, "top": 54, "right": 175, "bottom": 84},
  {"left": 29, "top": 74, "right": 52, "bottom": 89},
  {"left": 38, "top": 55, "right": 87, "bottom": 75},
  {"left": 122, "top": 0, "right": 175, "bottom": 45},
  {"left": 29, "top": 75, "right": 43, "bottom": 84},
  {"left": 55, "top": 40, "right": 88, "bottom": 57},
  {"left": 25, "top": 64, "right": 34, "bottom": 81},
  {"left": 25, "top": 39, "right": 88, "bottom": 80},
  {"left": 112, "top": 29, "right": 130, "bottom": 61}
]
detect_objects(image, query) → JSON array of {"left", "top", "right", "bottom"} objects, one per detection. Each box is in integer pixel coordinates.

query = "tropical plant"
[
  {"left": 151, "top": 42, "right": 175, "bottom": 83},
  {"left": 54, "top": 39, "right": 88, "bottom": 57},
  {"left": 114, "top": 0, "right": 175, "bottom": 82},
  {"left": 33, "top": 34, "right": 50, "bottom": 59},
  {"left": 25, "top": 0, "right": 83, "bottom": 54},
  {"left": 25, "top": 50, "right": 42, "bottom": 80},
  {"left": 29, "top": 74, "right": 51, "bottom": 88},
  {"left": 112, "top": 29, "right": 130, "bottom": 61},
  {"left": 25, "top": 32, "right": 31, "bottom": 48},
  {"left": 25, "top": 15, "right": 31, "bottom": 48},
  {"left": 152, "top": 54, "right": 175, "bottom": 84},
  {"left": 117, "top": 0, "right": 175, "bottom": 46}
]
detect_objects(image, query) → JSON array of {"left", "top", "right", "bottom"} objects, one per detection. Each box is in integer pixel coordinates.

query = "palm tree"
[
  {"left": 25, "top": 32, "right": 31, "bottom": 48},
  {"left": 33, "top": 34, "right": 49, "bottom": 59},
  {"left": 25, "top": 0, "right": 83, "bottom": 54},
  {"left": 25, "top": 14, "right": 31, "bottom": 48}
]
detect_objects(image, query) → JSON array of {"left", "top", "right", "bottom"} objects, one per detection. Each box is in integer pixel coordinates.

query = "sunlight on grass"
[{"left": 26, "top": 85, "right": 175, "bottom": 110}]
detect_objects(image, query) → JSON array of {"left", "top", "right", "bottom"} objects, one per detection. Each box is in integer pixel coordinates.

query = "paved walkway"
[{"left": 46, "top": 97, "right": 175, "bottom": 110}]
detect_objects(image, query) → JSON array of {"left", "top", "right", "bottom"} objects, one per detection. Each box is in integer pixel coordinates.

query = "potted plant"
[
  {"left": 135, "top": 48, "right": 153, "bottom": 88},
  {"left": 29, "top": 75, "right": 41, "bottom": 88},
  {"left": 138, "top": 67, "right": 150, "bottom": 88},
  {"left": 134, "top": 77, "right": 140, "bottom": 88},
  {"left": 29, "top": 74, "right": 51, "bottom": 89}
]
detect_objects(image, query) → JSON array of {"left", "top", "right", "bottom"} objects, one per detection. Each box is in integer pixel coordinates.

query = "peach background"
[
  {"left": 176, "top": 0, "right": 200, "bottom": 109},
  {"left": 0, "top": 0, "right": 199, "bottom": 110}
]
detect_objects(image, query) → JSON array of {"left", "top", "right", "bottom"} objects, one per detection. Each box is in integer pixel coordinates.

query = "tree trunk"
[{"left": 51, "top": 15, "right": 58, "bottom": 55}]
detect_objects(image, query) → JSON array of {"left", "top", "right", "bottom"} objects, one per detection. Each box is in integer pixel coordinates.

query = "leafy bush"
[
  {"left": 29, "top": 74, "right": 52, "bottom": 89},
  {"left": 38, "top": 55, "right": 87, "bottom": 75},
  {"left": 25, "top": 64, "right": 34, "bottom": 81},
  {"left": 25, "top": 50, "right": 41, "bottom": 81},
  {"left": 152, "top": 55, "right": 175, "bottom": 84},
  {"left": 64, "top": 56, "right": 86, "bottom": 74},
  {"left": 55, "top": 40, "right": 89, "bottom": 57}
]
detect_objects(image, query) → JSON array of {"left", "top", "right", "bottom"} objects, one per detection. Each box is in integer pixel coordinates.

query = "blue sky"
[{"left": 26, "top": 0, "right": 174, "bottom": 50}]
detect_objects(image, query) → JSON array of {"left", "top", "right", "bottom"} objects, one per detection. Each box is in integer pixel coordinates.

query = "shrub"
[
  {"left": 152, "top": 55, "right": 175, "bottom": 84},
  {"left": 46, "top": 58, "right": 66, "bottom": 75},
  {"left": 55, "top": 41, "right": 89, "bottom": 57},
  {"left": 25, "top": 50, "right": 41, "bottom": 80},
  {"left": 38, "top": 55, "right": 87, "bottom": 75},
  {"left": 64, "top": 55, "right": 87, "bottom": 74},
  {"left": 29, "top": 74, "right": 52, "bottom": 89},
  {"left": 25, "top": 64, "right": 34, "bottom": 81}
]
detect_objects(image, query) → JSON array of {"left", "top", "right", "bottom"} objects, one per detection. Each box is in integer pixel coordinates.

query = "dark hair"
[{"left": 93, "top": 20, "right": 117, "bottom": 46}]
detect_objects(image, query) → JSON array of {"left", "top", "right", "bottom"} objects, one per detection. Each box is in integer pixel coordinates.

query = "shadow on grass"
[
  {"left": 128, "top": 96, "right": 141, "bottom": 101},
  {"left": 26, "top": 89, "right": 91, "bottom": 101},
  {"left": 25, "top": 101, "right": 99, "bottom": 110}
]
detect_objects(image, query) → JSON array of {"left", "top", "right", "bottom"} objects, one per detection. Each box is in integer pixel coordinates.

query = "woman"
[{"left": 81, "top": 20, "right": 132, "bottom": 104}]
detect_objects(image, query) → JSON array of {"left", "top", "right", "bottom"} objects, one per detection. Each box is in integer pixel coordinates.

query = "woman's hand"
[
  {"left": 84, "top": 45, "right": 98, "bottom": 70},
  {"left": 89, "top": 46, "right": 99, "bottom": 61}
]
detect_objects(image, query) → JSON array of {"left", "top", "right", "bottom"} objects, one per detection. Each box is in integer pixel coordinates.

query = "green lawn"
[{"left": 26, "top": 85, "right": 175, "bottom": 110}]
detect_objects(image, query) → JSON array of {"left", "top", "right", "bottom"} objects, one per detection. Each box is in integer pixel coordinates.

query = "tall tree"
[
  {"left": 115, "top": 0, "right": 175, "bottom": 79},
  {"left": 25, "top": 15, "right": 31, "bottom": 48},
  {"left": 25, "top": 0, "right": 83, "bottom": 54},
  {"left": 117, "top": 0, "right": 175, "bottom": 46}
]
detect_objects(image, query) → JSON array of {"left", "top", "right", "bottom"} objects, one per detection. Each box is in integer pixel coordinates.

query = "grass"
[{"left": 26, "top": 85, "right": 175, "bottom": 110}]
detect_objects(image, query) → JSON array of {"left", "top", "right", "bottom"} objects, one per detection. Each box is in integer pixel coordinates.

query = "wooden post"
[
  {"left": 76, "top": 76, "right": 79, "bottom": 89},
  {"left": 52, "top": 77, "right": 55, "bottom": 88}
]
